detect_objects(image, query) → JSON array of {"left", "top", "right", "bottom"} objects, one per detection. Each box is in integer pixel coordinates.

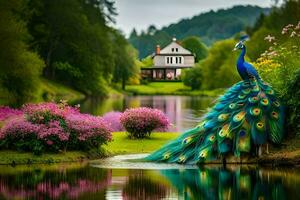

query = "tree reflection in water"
[{"left": 122, "top": 171, "right": 167, "bottom": 200}]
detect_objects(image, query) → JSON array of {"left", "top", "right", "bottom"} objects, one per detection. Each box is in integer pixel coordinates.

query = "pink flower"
[
  {"left": 0, "top": 106, "right": 23, "bottom": 121},
  {"left": 102, "top": 112, "right": 124, "bottom": 132},
  {"left": 46, "top": 140, "right": 54, "bottom": 145}
]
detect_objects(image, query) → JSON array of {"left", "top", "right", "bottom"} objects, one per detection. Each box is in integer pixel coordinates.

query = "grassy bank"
[
  {"left": 0, "top": 151, "right": 93, "bottom": 165},
  {"left": 126, "top": 82, "right": 224, "bottom": 96},
  {"left": 103, "top": 132, "right": 180, "bottom": 155},
  {"left": 38, "top": 78, "right": 85, "bottom": 103}
]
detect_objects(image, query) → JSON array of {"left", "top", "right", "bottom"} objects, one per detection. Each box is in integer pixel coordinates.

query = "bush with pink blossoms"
[
  {"left": 65, "top": 114, "right": 112, "bottom": 150},
  {"left": 0, "top": 106, "right": 23, "bottom": 121},
  {"left": 120, "top": 107, "right": 170, "bottom": 138},
  {"left": 102, "top": 111, "right": 124, "bottom": 132},
  {"left": 0, "top": 102, "right": 112, "bottom": 154}
]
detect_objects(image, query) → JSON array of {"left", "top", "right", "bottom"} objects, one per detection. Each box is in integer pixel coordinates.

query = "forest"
[{"left": 0, "top": 0, "right": 139, "bottom": 106}]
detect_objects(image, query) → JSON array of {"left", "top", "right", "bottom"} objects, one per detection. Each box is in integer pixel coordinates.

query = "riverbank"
[
  {"left": 1, "top": 132, "right": 300, "bottom": 166},
  {"left": 126, "top": 82, "right": 224, "bottom": 96}
]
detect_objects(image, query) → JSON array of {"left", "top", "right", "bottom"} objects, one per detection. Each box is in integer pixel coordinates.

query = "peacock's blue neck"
[
  {"left": 236, "top": 46, "right": 248, "bottom": 80},
  {"left": 237, "top": 46, "right": 246, "bottom": 66}
]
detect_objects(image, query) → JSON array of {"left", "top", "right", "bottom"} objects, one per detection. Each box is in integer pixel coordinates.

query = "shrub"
[
  {"left": 120, "top": 107, "right": 170, "bottom": 138},
  {"left": 182, "top": 67, "right": 203, "bottom": 90},
  {"left": 0, "top": 102, "right": 112, "bottom": 154},
  {"left": 102, "top": 111, "right": 124, "bottom": 132},
  {"left": 0, "top": 106, "right": 23, "bottom": 121}
]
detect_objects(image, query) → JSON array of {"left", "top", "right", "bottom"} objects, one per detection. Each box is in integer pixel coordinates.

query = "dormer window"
[
  {"left": 176, "top": 48, "right": 178, "bottom": 52},
  {"left": 171, "top": 48, "right": 174, "bottom": 52}
]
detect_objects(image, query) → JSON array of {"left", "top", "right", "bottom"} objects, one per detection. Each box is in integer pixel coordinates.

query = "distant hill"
[{"left": 129, "top": 5, "right": 270, "bottom": 59}]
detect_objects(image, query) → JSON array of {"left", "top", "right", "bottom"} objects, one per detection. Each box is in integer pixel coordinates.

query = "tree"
[
  {"left": 200, "top": 39, "right": 241, "bottom": 90},
  {"left": 0, "top": 0, "right": 44, "bottom": 106},
  {"left": 111, "top": 31, "right": 139, "bottom": 90},
  {"left": 181, "top": 36, "right": 208, "bottom": 62},
  {"left": 182, "top": 66, "right": 203, "bottom": 90},
  {"left": 28, "top": 0, "right": 114, "bottom": 96}
]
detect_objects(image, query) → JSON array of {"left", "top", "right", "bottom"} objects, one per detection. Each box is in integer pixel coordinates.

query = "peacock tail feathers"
[{"left": 145, "top": 78, "right": 284, "bottom": 164}]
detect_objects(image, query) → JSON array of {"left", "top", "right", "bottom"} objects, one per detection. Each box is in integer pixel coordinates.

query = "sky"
[{"left": 114, "top": 0, "right": 275, "bottom": 36}]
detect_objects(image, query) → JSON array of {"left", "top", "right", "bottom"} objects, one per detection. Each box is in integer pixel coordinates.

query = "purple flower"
[{"left": 102, "top": 112, "right": 124, "bottom": 132}]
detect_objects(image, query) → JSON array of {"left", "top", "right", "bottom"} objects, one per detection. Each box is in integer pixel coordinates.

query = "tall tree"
[
  {"left": 0, "top": 0, "right": 44, "bottom": 106},
  {"left": 111, "top": 31, "right": 139, "bottom": 90}
]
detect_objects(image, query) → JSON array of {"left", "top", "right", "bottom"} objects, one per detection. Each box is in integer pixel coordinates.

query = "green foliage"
[
  {"left": 253, "top": 19, "right": 300, "bottom": 136},
  {"left": 182, "top": 66, "right": 203, "bottom": 90},
  {"left": 247, "top": 0, "right": 300, "bottom": 60},
  {"left": 0, "top": 0, "right": 44, "bottom": 106},
  {"left": 285, "top": 69, "right": 300, "bottom": 136},
  {"left": 181, "top": 36, "right": 208, "bottom": 62},
  {"left": 111, "top": 31, "right": 140, "bottom": 89},
  {"left": 129, "top": 6, "right": 269, "bottom": 58},
  {"left": 141, "top": 56, "right": 154, "bottom": 68},
  {"left": 200, "top": 39, "right": 241, "bottom": 90}
]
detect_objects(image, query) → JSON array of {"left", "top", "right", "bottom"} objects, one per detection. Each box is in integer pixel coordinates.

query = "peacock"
[{"left": 145, "top": 36, "right": 284, "bottom": 164}]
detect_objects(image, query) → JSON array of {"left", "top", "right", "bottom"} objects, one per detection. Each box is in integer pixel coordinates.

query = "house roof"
[{"left": 159, "top": 41, "right": 192, "bottom": 55}]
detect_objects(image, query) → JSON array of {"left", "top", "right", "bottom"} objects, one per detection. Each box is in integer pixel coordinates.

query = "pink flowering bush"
[
  {"left": 120, "top": 107, "right": 170, "bottom": 138},
  {"left": 0, "top": 106, "right": 23, "bottom": 121},
  {"left": 66, "top": 114, "right": 112, "bottom": 150},
  {"left": 102, "top": 111, "right": 124, "bottom": 132},
  {"left": 0, "top": 102, "right": 112, "bottom": 154}
]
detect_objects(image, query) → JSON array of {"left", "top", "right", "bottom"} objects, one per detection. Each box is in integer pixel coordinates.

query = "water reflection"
[
  {"left": 80, "top": 95, "right": 214, "bottom": 132},
  {"left": 0, "top": 163, "right": 300, "bottom": 200}
]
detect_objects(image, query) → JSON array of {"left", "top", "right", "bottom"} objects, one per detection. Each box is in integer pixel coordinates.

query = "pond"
[
  {"left": 1, "top": 154, "right": 300, "bottom": 200},
  {"left": 80, "top": 95, "right": 215, "bottom": 132}
]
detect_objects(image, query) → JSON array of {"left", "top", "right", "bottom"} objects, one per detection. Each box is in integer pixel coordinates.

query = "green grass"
[
  {"left": 0, "top": 151, "right": 91, "bottom": 165},
  {"left": 126, "top": 82, "right": 224, "bottom": 96},
  {"left": 103, "top": 132, "right": 180, "bottom": 155},
  {"left": 37, "top": 78, "right": 85, "bottom": 103}
]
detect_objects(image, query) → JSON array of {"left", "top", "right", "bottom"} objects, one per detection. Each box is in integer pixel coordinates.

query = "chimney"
[{"left": 156, "top": 45, "right": 160, "bottom": 54}]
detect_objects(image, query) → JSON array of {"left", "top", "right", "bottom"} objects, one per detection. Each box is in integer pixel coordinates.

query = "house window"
[
  {"left": 178, "top": 57, "right": 182, "bottom": 64},
  {"left": 170, "top": 57, "right": 173, "bottom": 64},
  {"left": 166, "top": 57, "right": 169, "bottom": 64},
  {"left": 176, "top": 48, "right": 178, "bottom": 52},
  {"left": 171, "top": 48, "right": 174, "bottom": 52},
  {"left": 175, "top": 57, "right": 178, "bottom": 64}
]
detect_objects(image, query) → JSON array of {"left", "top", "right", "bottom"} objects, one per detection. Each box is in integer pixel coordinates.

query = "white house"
[{"left": 141, "top": 38, "right": 195, "bottom": 81}]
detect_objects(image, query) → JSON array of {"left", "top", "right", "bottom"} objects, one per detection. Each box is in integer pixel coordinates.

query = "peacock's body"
[{"left": 145, "top": 37, "right": 284, "bottom": 164}]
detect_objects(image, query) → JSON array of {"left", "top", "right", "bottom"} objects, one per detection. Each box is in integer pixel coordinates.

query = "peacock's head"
[{"left": 233, "top": 35, "right": 249, "bottom": 51}]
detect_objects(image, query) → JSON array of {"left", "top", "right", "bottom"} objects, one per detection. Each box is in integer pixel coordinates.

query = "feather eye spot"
[
  {"left": 256, "top": 122, "right": 265, "bottom": 130},
  {"left": 271, "top": 111, "right": 279, "bottom": 119},
  {"left": 248, "top": 96, "right": 259, "bottom": 103},
  {"left": 163, "top": 152, "right": 170, "bottom": 160},
  {"left": 267, "top": 90, "right": 274, "bottom": 95},
  {"left": 182, "top": 137, "right": 192, "bottom": 145},
  {"left": 178, "top": 155, "right": 186, "bottom": 163},
  {"left": 209, "top": 135, "right": 216, "bottom": 142},
  {"left": 229, "top": 103, "right": 236, "bottom": 109},
  {"left": 239, "top": 130, "right": 246, "bottom": 137},
  {"left": 199, "top": 150, "right": 207, "bottom": 158},
  {"left": 250, "top": 107, "right": 261, "bottom": 116},
  {"left": 260, "top": 98, "right": 269, "bottom": 106},
  {"left": 233, "top": 111, "right": 246, "bottom": 122},
  {"left": 218, "top": 114, "right": 229, "bottom": 122}
]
